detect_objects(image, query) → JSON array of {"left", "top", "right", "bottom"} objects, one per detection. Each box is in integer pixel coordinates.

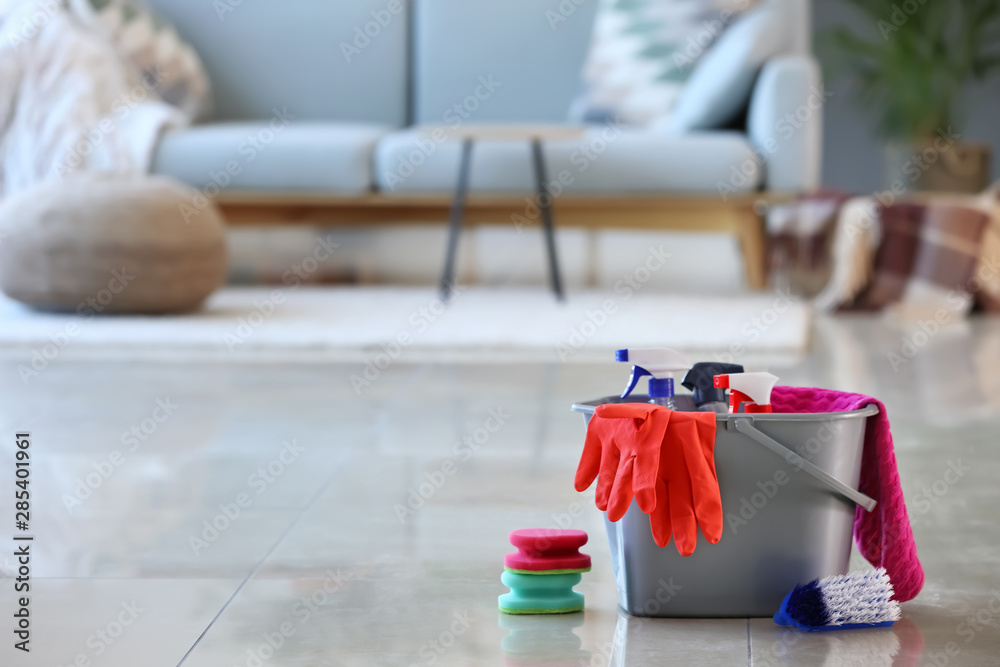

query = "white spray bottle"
[
  {"left": 713, "top": 372, "right": 779, "bottom": 413},
  {"left": 616, "top": 348, "right": 694, "bottom": 410}
]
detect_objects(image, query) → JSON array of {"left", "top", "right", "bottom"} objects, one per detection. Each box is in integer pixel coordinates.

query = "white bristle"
[{"left": 818, "top": 568, "right": 901, "bottom": 626}]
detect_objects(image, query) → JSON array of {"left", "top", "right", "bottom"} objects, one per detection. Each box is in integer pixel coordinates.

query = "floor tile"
[
  {"left": 0, "top": 578, "right": 239, "bottom": 667},
  {"left": 0, "top": 314, "right": 997, "bottom": 665}
]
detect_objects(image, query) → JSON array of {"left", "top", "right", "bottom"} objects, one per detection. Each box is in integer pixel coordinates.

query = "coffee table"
[{"left": 420, "top": 125, "right": 587, "bottom": 302}]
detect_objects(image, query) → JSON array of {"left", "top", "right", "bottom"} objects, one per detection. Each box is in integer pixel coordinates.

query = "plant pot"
[{"left": 885, "top": 141, "right": 991, "bottom": 194}]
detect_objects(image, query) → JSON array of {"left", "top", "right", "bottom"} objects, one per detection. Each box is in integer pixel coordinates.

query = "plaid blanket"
[
  {"left": 849, "top": 202, "right": 993, "bottom": 312},
  {"left": 776, "top": 188, "right": 1000, "bottom": 315}
]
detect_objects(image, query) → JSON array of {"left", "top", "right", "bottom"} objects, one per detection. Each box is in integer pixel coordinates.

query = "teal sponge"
[{"left": 498, "top": 571, "right": 584, "bottom": 615}]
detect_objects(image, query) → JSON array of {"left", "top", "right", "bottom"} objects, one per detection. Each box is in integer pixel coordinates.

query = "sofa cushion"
[
  {"left": 143, "top": 0, "right": 409, "bottom": 125},
  {"left": 667, "top": 3, "right": 788, "bottom": 132},
  {"left": 152, "top": 122, "right": 390, "bottom": 193},
  {"left": 375, "top": 127, "right": 762, "bottom": 194},
  {"left": 412, "top": 0, "right": 597, "bottom": 124}
]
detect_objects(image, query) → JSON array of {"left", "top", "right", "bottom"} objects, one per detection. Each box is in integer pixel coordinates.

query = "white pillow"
[
  {"left": 568, "top": 0, "right": 756, "bottom": 127},
  {"left": 666, "top": 4, "right": 786, "bottom": 133}
]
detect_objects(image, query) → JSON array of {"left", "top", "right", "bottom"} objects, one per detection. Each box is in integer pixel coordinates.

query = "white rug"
[{"left": 0, "top": 286, "right": 811, "bottom": 361}]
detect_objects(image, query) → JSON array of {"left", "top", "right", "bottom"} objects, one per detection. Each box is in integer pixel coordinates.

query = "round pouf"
[{"left": 0, "top": 174, "right": 227, "bottom": 314}]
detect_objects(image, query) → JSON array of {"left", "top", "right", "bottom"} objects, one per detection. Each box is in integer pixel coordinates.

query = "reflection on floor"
[{"left": 0, "top": 315, "right": 998, "bottom": 665}]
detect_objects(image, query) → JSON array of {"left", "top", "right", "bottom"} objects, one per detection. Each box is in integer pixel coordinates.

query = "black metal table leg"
[
  {"left": 440, "top": 138, "right": 474, "bottom": 302},
  {"left": 531, "top": 137, "right": 565, "bottom": 301}
]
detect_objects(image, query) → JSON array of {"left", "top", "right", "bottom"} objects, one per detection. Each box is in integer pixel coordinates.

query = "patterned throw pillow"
[
  {"left": 68, "top": 0, "right": 212, "bottom": 120},
  {"left": 569, "top": 0, "right": 755, "bottom": 127}
]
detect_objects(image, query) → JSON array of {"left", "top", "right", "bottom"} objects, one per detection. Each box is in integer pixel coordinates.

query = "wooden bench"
[{"left": 216, "top": 192, "right": 777, "bottom": 290}]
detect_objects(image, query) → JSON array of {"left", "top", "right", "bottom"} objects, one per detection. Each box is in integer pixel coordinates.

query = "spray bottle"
[
  {"left": 713, "top": 372, "right": 779, "bottom": 413},
  {"left": 681, "top": 362, "right": 745, "bottom": 412},
  {"left": 616, "top": 348, "right": 694, "bottom": 410}
]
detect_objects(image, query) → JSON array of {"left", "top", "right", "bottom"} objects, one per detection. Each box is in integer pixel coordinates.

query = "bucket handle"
[{"left": 732, "top": 418, "right": 877, "bottom": 512}]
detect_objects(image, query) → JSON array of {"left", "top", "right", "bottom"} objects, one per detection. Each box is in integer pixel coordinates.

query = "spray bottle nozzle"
[
  {"left": 714, "top": 372, "right": 779, "bottom": 413},
  {"left": 616, "top": 348, "right": 690, "bottom": 400},
  {"left": 620, "top": 365, "right": 651, "bottom": 399}
]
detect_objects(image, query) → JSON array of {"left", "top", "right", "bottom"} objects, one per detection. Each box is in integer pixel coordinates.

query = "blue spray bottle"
[{"left": 616, "top": 348, "right": 695, "bottom": 411}]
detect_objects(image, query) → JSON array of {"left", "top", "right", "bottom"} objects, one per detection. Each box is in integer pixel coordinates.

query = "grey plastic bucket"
[{"left": 572, "top": 396, "right": 879, "bottom": 618}]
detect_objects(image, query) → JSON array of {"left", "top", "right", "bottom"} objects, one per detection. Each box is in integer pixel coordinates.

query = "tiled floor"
[{"left": 0, "top": 315, "right": 999, "bottom": 665}]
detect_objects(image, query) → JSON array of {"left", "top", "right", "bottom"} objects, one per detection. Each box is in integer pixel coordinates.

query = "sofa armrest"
[{"left": 747, "top": 54, "right": 824, "bottom": 194}]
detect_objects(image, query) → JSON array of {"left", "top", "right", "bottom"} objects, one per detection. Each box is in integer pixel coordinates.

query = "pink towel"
[{"left": 770, "top": 386, "right": 924, "bottom": 602}]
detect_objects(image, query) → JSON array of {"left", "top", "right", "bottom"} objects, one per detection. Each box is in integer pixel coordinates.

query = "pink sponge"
[{"left": 504, "top": 529, "right": 591, "bottom": 574}]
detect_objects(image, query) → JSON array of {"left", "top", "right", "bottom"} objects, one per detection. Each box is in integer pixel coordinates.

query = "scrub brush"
[{"left": 774, "top": 568, "right": 901, "bottom": 631}]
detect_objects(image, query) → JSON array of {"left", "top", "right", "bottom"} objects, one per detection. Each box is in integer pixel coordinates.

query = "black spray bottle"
[{"left": 681, "top": 362, "right": 745, "bottom": 413}]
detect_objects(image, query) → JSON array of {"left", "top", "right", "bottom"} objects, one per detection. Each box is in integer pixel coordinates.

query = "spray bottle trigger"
[{"left": 621, "top": 366, "right": 652, "bottom": 399}]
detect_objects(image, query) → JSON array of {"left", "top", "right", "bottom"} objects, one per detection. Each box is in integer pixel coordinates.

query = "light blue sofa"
[
  {"left": 150, "top": 0, "right": 819, "bottom": 196},
  {"left": 147, "top": 0, "right": 820, "bottom": 289}
]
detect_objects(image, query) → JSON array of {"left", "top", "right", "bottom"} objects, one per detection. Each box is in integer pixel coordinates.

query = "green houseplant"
[{"left": 822, "top": 0, "right": 1000, "bottom": 192}]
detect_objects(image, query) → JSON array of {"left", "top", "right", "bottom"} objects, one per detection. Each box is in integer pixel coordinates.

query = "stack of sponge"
[{"left": 498, "top": 529, "right": 590, "bottom": 615}]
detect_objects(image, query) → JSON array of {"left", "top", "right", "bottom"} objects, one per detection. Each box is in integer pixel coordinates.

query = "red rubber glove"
[
  {"left": 575, "top": 404, "right": 671, "bottom": 521},
  {"left": 649, "top": 412, "right": 722, "bottom": 555}
]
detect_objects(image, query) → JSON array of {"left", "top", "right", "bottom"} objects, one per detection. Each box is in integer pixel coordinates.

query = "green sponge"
[{"left": 498, "top": 571, "right": 584, "bottom": 615}]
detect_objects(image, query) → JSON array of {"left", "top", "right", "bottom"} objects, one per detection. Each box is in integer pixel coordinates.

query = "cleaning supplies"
[
  {"left": 774, "top": 568, "right": 901, "bottom": 631},
  {"left": 714, "top": 371, "right": 779, "bottom": 413},
  {"left": 770, "top": 385, "right": 924, "bottom": 602},
  {"left": 504, "top": 529, "right": 591, "bottom": 575},
  {"left": 499, "top": 530, "right": 589, "bottom": 614},
  {"left": 575, "top": 403, "right": 722, "bottom": 555},
  {"left": 648, "top": 411, "right": 720, "bottom": 554},
  {"left": 574, "top": 404, "right": 670, "bottom": 520},
  {"left": 616, "top": 348, "right": 694, "bottom": 410},
  {"left": 499, "top": 572, "right": 584, "bottom": 615},
  {"left": 681, "top": 362, "right": 745, "bottom": 412}
]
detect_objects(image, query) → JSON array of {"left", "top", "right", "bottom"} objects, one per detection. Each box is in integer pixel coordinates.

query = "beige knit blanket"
[{"left": 0, "top": 0, "right": 187, "bottom": 196}]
